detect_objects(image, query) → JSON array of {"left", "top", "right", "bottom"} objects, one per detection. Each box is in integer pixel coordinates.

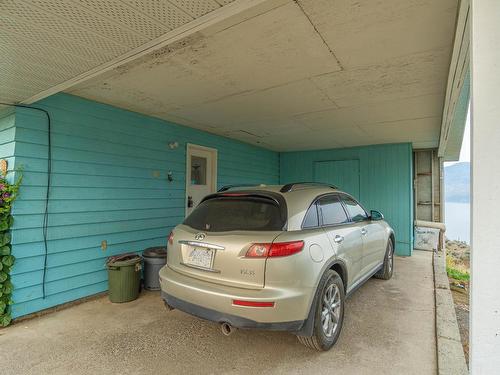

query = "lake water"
[{"left": 445, "top": 202, "right": 470, "bottom": 243}]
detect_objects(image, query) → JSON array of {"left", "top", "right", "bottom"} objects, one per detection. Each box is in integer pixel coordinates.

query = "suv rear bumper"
[
  {"left": 162, "top": 292, "right": 304, "bottom": 331},
  {"left": 159, "top": 264, "right": 312, "bottom": 329}
]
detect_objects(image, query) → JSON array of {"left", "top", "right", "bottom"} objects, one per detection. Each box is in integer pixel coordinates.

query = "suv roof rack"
[
  {"left": 218, "top": 184, "right": 263, "bottom": 192},
  {"left": 280, "top": 182, "right": 338, "bottom": 193}
]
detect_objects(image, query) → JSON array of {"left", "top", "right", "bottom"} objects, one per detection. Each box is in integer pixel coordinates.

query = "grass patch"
[
  {"left": 446, "top": 266, "right": 470, "bottom": 281},
  {"left": 446, "top": 255, "right": 470, "bottom": 281}
]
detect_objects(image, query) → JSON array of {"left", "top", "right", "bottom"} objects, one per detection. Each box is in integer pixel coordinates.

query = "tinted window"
[
  {"left": 342, "top": 195, "right": 368, "bottom": 222},
  {"left": 302, "top": 203, "right": 319, "bottom": 228},
  {"left": 183, "top": 197, "right": 285, "bottom": 232},
  {"left": 319, "top": 195, "right": 348, "bottom": 225}
]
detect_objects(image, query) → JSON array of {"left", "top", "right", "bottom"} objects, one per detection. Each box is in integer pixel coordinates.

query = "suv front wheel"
[
  {"left": 374, "top": 239, "right": 394, "bottom": 280},
  {"left": 297, "top": 269, "right": 345, "bottom": 351}
]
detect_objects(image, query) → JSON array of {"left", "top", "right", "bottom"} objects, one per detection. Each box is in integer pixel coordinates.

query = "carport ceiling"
[{"left": 1, "top": 0, "right": 459, "bottom": 151}]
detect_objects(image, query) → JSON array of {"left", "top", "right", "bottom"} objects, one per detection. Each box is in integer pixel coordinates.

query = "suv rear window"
[{"left": 183, "top": 196, "right": 285, "bottom": 232}]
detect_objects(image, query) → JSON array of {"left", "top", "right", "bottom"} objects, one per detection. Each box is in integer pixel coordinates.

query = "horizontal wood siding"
[
  {"left": 280, "top": 143, "right": 413, "bottom": 255},
  {"left": 0, "top": 110, "right": 16, "bottom": 178},
  {"left": 9, "top": 94, "right": 279, "bottom": 318}
]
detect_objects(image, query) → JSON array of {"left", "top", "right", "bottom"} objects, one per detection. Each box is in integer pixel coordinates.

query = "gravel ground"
[
  {"left": 445, "top": 240, "right": 470, "bottom": 365},
  {"left": 451, "top": 287, "right": 469, "bottom": 365},
  {"left": 1, "top": 251, "right": 436, "bottom": 375}
]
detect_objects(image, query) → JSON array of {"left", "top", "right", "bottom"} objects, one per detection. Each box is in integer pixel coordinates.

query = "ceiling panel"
[
  {"left": 296, "top": 0, "right": 458, "bottom": 68},
  {"left": 311, "top": 49, "right": 450, "bottom": 108},
  {"left": 165, "top": 78, "right": 336, "bottom": 127},
  {"left": 294, "top": 94, "right": 444, "bottom": 129},
  {"left": 359, "top": 117, "right": 441, "bottom": 148}
]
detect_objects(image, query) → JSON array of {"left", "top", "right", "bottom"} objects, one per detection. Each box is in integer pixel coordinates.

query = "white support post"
[{"left": 470, "top": 0, "right": 500, "bottom": 372}]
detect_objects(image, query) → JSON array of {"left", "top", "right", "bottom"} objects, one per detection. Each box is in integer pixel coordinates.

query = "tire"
[
  {"left": 374, "top": 239, "right": 394, "bottom": 280},
  {"left": 297, "top": 270, "right": 345, "bottom": 351}
]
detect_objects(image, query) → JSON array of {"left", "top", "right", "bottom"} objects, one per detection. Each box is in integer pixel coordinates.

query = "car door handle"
[
  {"left": 334, "top": 235, "right": 344, "bottom": 243},
  {"left": 361, "top": 228, "right": 367, "bottom": 235}
]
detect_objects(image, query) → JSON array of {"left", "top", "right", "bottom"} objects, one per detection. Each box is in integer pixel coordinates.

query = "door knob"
[
  {"left": 187, "top": 196, "right": 193, "bottom": 208},
  {"left": 334, "top": 235, "right": 344, "bottom": 243},
  {"left": 361, "top": 228, "right": 367, "bottom": 235}
]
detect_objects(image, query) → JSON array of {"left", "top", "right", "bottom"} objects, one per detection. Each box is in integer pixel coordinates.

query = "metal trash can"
[
  {"left": 106, "top": 253, "right": 142, "bottom": 303},
  {"left": 142, "top": 247, "right": 168, "bottom": 290}
]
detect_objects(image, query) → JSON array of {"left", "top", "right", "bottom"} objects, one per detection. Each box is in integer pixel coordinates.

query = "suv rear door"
[
  {"left": 317, "top": 194, "right": 364, "bottom": 287},
  {"left": 167, "top": 193, "right": 286, "bottom": 289}
]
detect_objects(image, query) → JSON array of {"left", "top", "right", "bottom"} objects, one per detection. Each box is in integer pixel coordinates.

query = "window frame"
[
  {"left": 301, "top": 200, "right": 321, "bottom": 229},
  {"left": 317, "top": 193, "right": 351, "bottom": 228},
  {"left": 300, "top": 192, "right": 372, "bottom": 230},
  {"left": 301, "top": 193, "right": 349, "bottom": 229},
  {"left": 338, "top": 193, "right": 370, "bottom": 223}
]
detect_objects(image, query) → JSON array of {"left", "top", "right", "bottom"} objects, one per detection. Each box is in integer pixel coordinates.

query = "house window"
[{"left": 191, "top": 156, "right": 207, "bottom": 185}]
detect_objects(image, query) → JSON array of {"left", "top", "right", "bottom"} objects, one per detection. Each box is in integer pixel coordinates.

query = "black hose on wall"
[{"left": 0, "top": 103, "right": 52, "bottom": 299}]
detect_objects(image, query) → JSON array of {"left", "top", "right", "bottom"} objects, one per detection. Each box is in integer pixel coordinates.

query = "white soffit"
[{"left": 0, "top": 0, "right": 240, "bottom": 104}]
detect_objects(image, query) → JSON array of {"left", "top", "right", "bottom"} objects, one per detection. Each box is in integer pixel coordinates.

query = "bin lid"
[
  {"left": 107, "top": 253, "right": 141, "bottom": 267},
  {"left": 143, "top": 246, "right": 168, "bottom": 258}
]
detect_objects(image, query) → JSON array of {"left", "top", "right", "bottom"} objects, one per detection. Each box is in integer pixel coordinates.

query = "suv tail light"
[
  {"left": 168, "top": 231, "right": 174, "bottom": 246},
  {"left": 246, "top": 241, "right": 304, "bottom": 258}
]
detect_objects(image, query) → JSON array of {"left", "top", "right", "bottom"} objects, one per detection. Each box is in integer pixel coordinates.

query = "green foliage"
[
  {"left": 446, "top": 266, "right": 470, "bottom": 281},
  {"left": 0, "top": 314, "right": 11, "bottom": 327},
  {"left": 2, "top": 255, "right": 14, "bottom": 267},
  {"left": 0, "top": 233, "right": 11, "bottom": 247},
  {"left": 0, "top": 173, "right": 22, "bottom": 327},
  {"left": 0, "top": 245, "right": 10, "bottom": 256}
]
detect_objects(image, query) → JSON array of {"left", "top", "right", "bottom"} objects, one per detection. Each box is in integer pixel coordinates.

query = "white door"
[{"left": 186, "top": 144, "right": 217, "bottom": 217}]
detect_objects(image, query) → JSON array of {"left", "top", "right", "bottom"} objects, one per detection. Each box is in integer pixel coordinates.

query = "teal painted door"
[{"left": 314, "top": 160, "right": 360, "bottom": 198}]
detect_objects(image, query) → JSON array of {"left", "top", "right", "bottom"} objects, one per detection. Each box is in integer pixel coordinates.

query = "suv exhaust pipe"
[
  {"left": 221, "top": 322, "right": 234, "bottom": 336},
  {"left": 163, "top": 300, "right": 175, "bottom": 311}
]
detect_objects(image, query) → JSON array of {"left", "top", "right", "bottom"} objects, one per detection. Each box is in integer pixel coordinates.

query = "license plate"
[{"left": 186, "top": 247, "right": 215, "bottom": 269}]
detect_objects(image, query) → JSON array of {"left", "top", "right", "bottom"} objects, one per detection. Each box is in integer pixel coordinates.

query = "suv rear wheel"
[{"left": 297, "top": 269, "right": 345, "bottom": 351}]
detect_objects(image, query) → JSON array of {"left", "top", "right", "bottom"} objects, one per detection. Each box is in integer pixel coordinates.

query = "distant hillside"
[{"left": 444, "top": 162, "right": 470, "bottom": 203}]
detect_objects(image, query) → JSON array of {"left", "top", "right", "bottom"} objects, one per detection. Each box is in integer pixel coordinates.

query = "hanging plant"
[{"left": 0, "top": 171, "right": 22, "bottom": 327}]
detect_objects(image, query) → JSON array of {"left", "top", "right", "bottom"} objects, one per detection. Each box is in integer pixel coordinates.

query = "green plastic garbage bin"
[{"left": 106, "top": 253, "right": 142, "bottom": 303}]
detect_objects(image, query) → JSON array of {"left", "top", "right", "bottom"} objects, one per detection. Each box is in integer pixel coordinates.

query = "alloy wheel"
[
  {"left": 321, "top": 283, "right": 341, "bottom": 337},
  {"left": 388, "top": 247, "right": 393, "bottom": 273}
]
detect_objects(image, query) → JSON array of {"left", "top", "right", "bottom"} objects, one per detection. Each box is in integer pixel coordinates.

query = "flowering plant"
[{"left": 0, "top": 172, "right": 22, "bottom": 327}]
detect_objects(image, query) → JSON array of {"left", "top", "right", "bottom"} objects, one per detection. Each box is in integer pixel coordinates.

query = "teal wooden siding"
[
  {"left": 8, "top": 94, "right": 279, "bottom": 318},
  {"left": 0, "top": 110, "right": 16, "bottom": 178},
  {"left": 314, "top": 159, "right": 360, "bottom": 199},
  {"left": 280, "top": 143, "right": 414, "bottom": 256}
]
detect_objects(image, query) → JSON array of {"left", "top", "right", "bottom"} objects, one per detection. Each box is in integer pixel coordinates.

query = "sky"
[{"left": 445, "top": 106, "right": 470, "bottom": 166}]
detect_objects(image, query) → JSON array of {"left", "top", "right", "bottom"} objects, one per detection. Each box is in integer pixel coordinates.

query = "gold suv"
[{"left": 160, "top": 183, "right": 395, "bottom": 350}]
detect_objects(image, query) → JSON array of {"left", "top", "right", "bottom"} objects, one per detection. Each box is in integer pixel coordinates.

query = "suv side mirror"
[{"left": 370, "top": 210, "right": 384, "bottom": 221}]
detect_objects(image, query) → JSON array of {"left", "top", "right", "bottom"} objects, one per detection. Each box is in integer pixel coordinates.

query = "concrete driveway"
[{"left": 1, "top": 251, "right": 435, "bottom": 375}]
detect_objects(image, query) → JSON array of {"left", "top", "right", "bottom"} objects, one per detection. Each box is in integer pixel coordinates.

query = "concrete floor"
[{"left": 1, "top": 251, "right": 435, "bottom": 375}]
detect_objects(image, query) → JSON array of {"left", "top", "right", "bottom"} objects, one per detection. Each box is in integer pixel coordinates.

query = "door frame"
[{"left": 185, "top": 143, "right": 218, "bottom": 217}]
